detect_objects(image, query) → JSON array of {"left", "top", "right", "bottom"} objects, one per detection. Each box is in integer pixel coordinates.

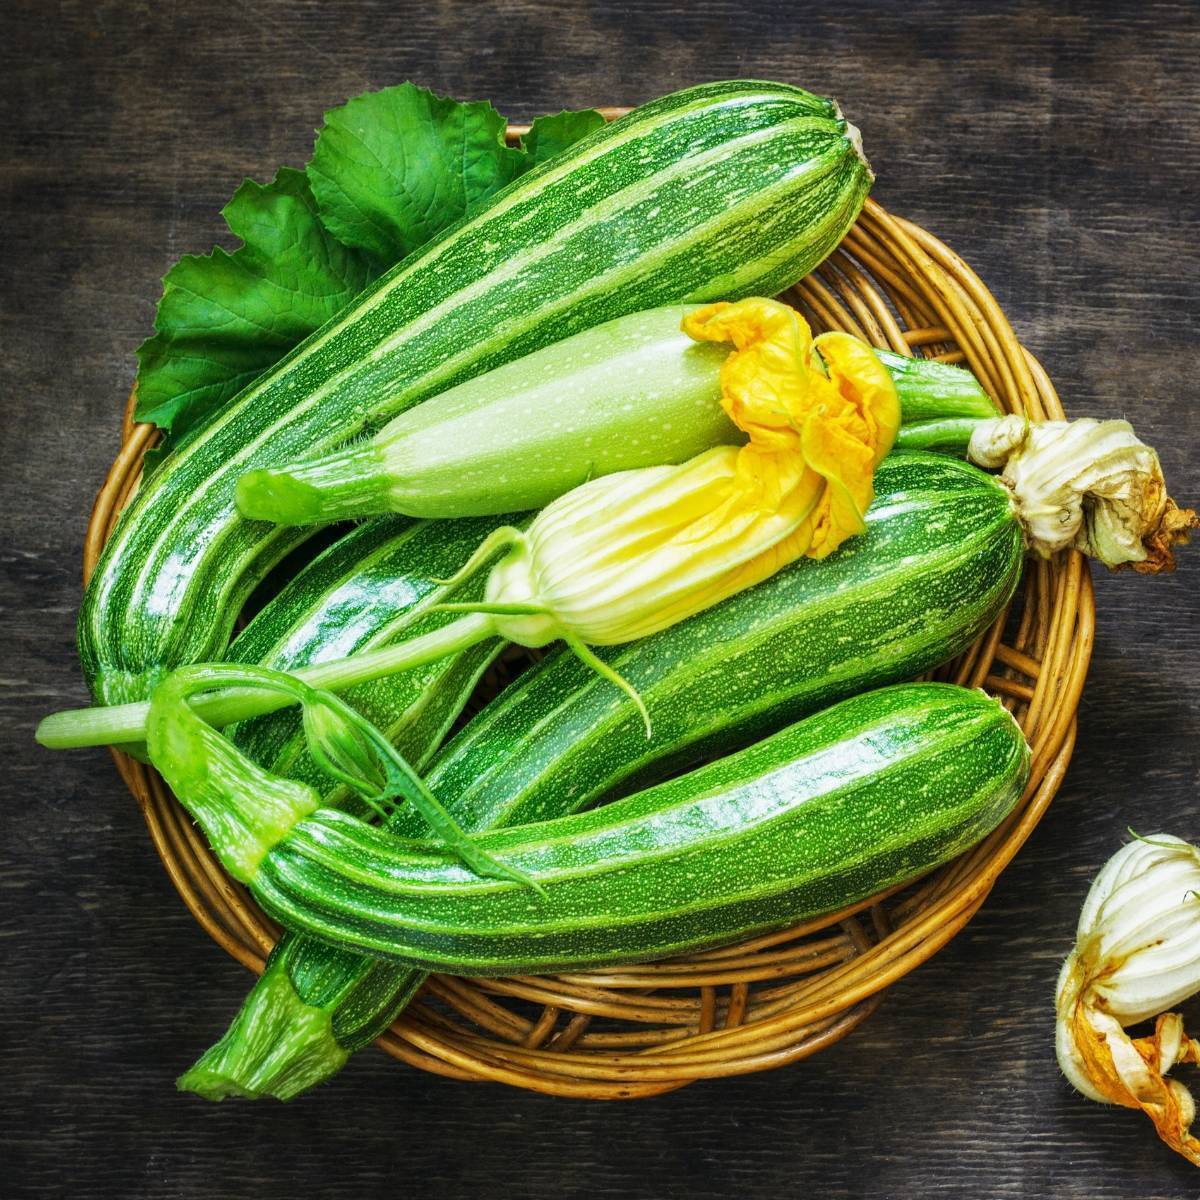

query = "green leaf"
[
  {"left": 134, "top": 167, "right": 373, "bottom": 444},
  {"left": 519, "top": 109, "right": 606, "bottom": 168},
  {"left": 307, "top": 82, "right": 527, "bottom": 265},
  {"left": 140, "top": 443, "right": 171, "bottom": 480}
]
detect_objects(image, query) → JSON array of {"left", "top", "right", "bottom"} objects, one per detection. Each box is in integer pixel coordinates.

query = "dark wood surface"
[{"left": 4, "top": 1, "right": 1199, "bottom": 1195}]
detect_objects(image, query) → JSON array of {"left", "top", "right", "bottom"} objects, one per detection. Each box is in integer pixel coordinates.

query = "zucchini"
[
  {"left": 235, "top": 304, "right": 736, "bottom": 523},
  {"left": 237, "top": 683, "right": 1033, "bottom": 973},
  {"left": 172, "top": 515, "right": 518, "bottom": 1101},
  {"left": 80, "top": 80, "right": 873, "bottom": 706},
  {"left": 235, "top": 306, "right": 997, "bottom": 525},
  {"left": 182, "top": 452, "right": 1023, "bottom": 1098},
  {"left": 225, "top": 514, "right": 513, "bottom": 791}
]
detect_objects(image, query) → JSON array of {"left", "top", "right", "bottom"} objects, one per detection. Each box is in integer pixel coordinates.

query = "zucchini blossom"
[
  {"left": 968, "top": 415, "right": 1196, "bottom": 571},
  {"left": 1056, "top": 835, "right": 1200, "bottom": 1165},
  {"left": 469, "top": 298, "right": 900, "bottom": 649}
]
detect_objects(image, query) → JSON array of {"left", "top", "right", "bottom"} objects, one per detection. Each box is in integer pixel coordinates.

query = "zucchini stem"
[
  {"left": 39, "top": 606, "right": 656, "bottom": 753},
  {"left": 146, "top": 662, "right": 530, "bottom": 888},
  {"left": 892, "top": 417, "right": 984, "bottom": 455},
  {"left": 37, "top": 612, "right": 497, "bottom": 749},
  {"left": 236, "top": 440, "right": 394, "bottom": 526},
  {"left": 177, "top": 949, "right": 350, "bottom": 1101}
]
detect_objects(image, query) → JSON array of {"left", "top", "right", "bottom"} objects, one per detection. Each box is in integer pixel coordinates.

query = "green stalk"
[
  {"left": 893, "top": 417, "right": 987, "bottom": 455},
  {"left": 237, "top": 440, "right": 395, "bottom": 527},
  {"left": 873, "top": 349, "right": 998, "bottom": 425},
  {"left": 177, "top": 949, "right": 352, "bottom": 1101},
  {"left": 38, "top": 613, "right": 495, "bottom": 750}
]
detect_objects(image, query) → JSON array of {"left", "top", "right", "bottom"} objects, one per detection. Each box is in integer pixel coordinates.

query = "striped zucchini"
[
  {"left": 183, "top": 452, "right": 1023, "bottom": 1098},
  {"left": 81, "top": 80, "right": 872, "bottom": 706},
  {"left": 173, "top": 514, "right": 515, "bottom": 1101},
  {"left": 416, "top": 451, "right": 1023, "bottom": 823},
  {"left": 246, "top": 684, "right": 1033, "bottom": 973},
  {"left": 226, "top": 514, "right": 514, "bottom": 791}
]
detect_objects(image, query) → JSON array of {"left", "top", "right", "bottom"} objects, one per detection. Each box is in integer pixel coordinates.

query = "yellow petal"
[
  {"left": 683, "top": 298, "right": 898, "bottom": 561},
  {"left": 800, "top": 396, "right": 872, "bottom": 558},
  {"left": 812, "top": 331, "right": 902, "bottom": 467},
  {"left": 681, "top": 299, "right": 813, "bottom": 452}
]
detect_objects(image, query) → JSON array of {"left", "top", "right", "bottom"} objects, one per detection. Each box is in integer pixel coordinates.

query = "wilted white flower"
[
  {"left": 1056, "top": 836, "right": 1200, "bottom": 1165},
  {"left": 968, "top": 415, "right": 1195, "bottom": 571}
]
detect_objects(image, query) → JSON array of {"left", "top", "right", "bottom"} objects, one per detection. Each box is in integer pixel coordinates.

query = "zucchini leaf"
[
  {"left": 308, "top": 83, "right": 526, "bottom": 265},
  {"left": 135, "top": 167, "right": 373, "bottom": 451},
  {"left": 519, "top": 109, "right": 608, "bottom": 167},
  {"left": 308, "top": 84, "right": 604, "bottom": 265}
]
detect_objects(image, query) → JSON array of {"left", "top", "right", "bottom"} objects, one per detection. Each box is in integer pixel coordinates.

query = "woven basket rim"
[{"left": 89, "top": 189, "right": 1094, "bottom": 1098}]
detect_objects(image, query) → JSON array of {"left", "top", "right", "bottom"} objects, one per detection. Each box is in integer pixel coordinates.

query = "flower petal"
[
  {"left": 812, "top": 331, "right": 902, "bottom": 466},
  {"left": 1069, "top": 1004, "right": 1200, "bottom": 1167},
  {"left": 681, "top": 298, "right": 813, "bottom": 451}
]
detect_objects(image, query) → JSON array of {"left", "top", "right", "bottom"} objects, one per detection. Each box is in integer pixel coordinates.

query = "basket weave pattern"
[{"left": 89, "top": 194, "right": 1093, "bottom": 1099}]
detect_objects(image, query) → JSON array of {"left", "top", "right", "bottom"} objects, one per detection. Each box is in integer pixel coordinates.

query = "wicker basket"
[{"left": 89, "top": 170, "right": 1093, "bottom": 1098}]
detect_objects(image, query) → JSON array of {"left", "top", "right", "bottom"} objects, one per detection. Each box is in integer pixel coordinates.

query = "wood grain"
[{"left": 2, "top": 0, "right": 1198, "bottom": 1196}]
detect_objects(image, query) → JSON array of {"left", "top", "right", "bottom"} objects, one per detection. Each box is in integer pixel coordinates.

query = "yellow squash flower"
[{"left": 440, "top": 297, "right": 899, "bottom": 670}]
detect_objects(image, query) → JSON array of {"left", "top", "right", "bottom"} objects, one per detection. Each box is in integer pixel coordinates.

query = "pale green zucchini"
[
  {"left": 79, "top": 80, "right": 873, "bottom": 706},
  {"left": 235, "top": 306, "right": 997, "bottom": 525}
]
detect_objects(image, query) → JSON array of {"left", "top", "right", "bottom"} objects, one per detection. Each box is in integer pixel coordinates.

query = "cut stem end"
[{"left": 236, "top": 441, "right": 394, "bottom": 526}]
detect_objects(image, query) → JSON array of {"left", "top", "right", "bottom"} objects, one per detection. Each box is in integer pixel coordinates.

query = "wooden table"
[{"left": 4, "top": 1, "right": 1198, "bottom": 1195}]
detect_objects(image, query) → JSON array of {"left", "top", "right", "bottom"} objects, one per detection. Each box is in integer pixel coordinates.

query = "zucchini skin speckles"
[
  {"left": 188, "top": 453, "right": 1024, "bottom": 1089},
  {"left": 252, "top": 683, "right": 1030, "bottom": 974}
]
